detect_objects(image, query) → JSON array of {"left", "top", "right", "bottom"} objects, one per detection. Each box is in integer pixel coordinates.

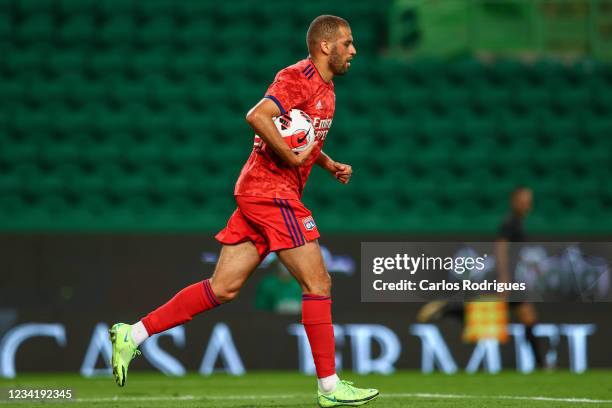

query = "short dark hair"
[
  {"left": 511, "top": 186, "right": 531, "bottom": 199},
  {"left": 306, "top": 15, "right": 349, "bottom": 54}
]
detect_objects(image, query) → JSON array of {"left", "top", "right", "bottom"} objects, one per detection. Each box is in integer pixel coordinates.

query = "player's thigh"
[
  {"left": 210, "top": 241, "right": 261, "bottom": 300},
  {"left": 277, "top": 239, "right": 330, "bottom": 296}
]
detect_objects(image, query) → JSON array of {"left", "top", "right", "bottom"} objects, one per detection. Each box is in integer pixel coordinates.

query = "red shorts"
[{"left": 215, "top": 195, "right": 320, "bottom": 258}]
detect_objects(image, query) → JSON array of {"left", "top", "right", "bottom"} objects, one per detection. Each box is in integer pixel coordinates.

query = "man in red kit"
[{"left": 109, "top": 15, "right": 379, "bottom": 407}]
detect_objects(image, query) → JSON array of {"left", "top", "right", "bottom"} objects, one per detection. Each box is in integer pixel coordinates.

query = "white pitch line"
[
  {"left": 386, "top": 393, "right": 612, "bottom": 404},
  {"left": 1, "top": 392, "right": 611, "bottom": 404}
]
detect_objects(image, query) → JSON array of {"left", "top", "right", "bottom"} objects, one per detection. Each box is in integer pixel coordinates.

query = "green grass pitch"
[{"left": 2, "top": 371, "right": 612, "bottom": 407}]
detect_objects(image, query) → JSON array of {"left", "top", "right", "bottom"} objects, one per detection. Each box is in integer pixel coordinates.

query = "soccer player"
[{"left": 109, "top": 15, "right": 379, "bottom": 407}]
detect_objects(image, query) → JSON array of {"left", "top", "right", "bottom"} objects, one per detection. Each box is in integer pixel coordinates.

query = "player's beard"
[{"left": 329, "top": 45, "right": 349, "bottom": 76}]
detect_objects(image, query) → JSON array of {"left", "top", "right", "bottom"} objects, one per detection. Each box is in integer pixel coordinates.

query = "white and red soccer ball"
[{"left": 274, "top": 109, "right": 315, "bottom": 152}]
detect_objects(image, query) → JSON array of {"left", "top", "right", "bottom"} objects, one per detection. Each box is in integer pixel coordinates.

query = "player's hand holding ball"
[{"left": 290, "top": 141, "right": 320, "bottom": 167}]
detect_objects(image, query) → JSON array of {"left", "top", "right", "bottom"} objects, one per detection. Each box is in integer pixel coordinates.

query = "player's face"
[
  {"left": 329, "top": 26, "right": 356, "bottom": 76},
  {"left": 513, "top": 189, "right": 533, "bottom": 217}
]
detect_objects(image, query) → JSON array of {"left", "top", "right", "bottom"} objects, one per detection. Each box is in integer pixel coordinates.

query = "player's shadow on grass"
[{"left": 234, "top": 403, "right": 317, "bottom": 408}]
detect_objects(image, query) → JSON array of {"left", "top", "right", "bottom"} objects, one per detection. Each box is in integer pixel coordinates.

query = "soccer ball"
[{"left": 273, "top": 109, "right": 315, "bottom": 152}]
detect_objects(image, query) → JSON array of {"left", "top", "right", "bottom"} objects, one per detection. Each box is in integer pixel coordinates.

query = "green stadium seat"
[
  {"left": 137, "top": 17, "right": 175, "bottom": 46},
  {"left": 0, "top": 170, "right": 21, "bottom": 195},
  {"left": 66, "top": 170, "right": 106, "bottom": 195},
  {"left": 591, "top": 81, "right": 612, "bottom": 114},
  {"left": 0, "top": 82, "right": 26, "bottom": 104},
  {"left": 109, "top": 170, "right": 149, "bottom": 197},
  {"left": 17, "top": 14, "right": 55, "bottom": 44},
  {"left": 389, "top": 87, "right": 428, "bottom": 112},
  {"left": 16, "top": 0, "right": 54, "bottom": 14},
  {"left": 29, "top": 79, "right": 64, "bottom": 105},
  {"left": 585, "top": 118, "right": 612, "bottom": 139},
  {"left": 97, "top": 17, "right": 135, "bottom": 46},
  {"left": 148, "top": 80, "right": 189, "bottom": 107},
  {"left": 11, "top": 108, "right": 49, "bottom": 136},
  {"left": 47, "top": 51, "right": 86, "bottom": 76},
  {"left": 436, "top": 87, "right": 471, "bottom": 110},
  {"left": 4, "top": 48, "right": 45, "bottom": 75},
  {"left": 80, "top": 137, "right": 123, "bottom": 164},
  {"left": 57, "top": 0, "right": 97, "bottom": 14},
  {"left": 58, "top": 15, "right": 96, "bottom": 45},
  {"left": 175, "top": 19, "right": 213, "bottom": 47},
  {"left": 135, "top": 0, "right": 177, "bottom": 19},
  {"left": 513, "top": 85, "right": 550, "bottom": 109},
  {"left": 0, "top": 195, "right": 27, "bottom": 221},
  {"left": 88, "top": 50, "right": 128, "bottom": 77},
  {"left": 175, "top": 1, "right": 210, "bottom": 18},
  {"left": 447, "top": 59, "right": 484, "bottom": 85},
  {"left": 551, "top": 83, "right": 591, "bottom": 112},
  {"left": 0, "top": 13, "right": 10, "bottom": 41},
  {"left": 128, "top": 51, "right": 168, "bottom": 76},
  {"left": 473, "top": 83, "right": 511, "bottom": 108},
  {"left": 39, "top": 140, "right": 80, "bottom": 165},
  {"left": 172, "top": 54, "right": 205, "bottom": 83}
]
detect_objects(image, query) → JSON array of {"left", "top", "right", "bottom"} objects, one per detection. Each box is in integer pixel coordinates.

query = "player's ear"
[{"left": 320, "top": 40, "right": 331, "bottom": 56}]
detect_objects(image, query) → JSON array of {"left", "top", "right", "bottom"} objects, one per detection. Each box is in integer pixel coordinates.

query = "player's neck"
[{"left": 309, "top": 56, "right": 333, "bottom": 83}]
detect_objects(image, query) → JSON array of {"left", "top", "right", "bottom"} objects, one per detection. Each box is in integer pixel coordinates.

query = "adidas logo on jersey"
[{"left": 316, "top": 100, "right": 323, "bottom": 110}]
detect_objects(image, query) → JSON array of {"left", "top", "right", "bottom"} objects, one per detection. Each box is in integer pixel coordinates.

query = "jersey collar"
[{"left": 307, "top": 57, "right": 334, "bottom": 87}]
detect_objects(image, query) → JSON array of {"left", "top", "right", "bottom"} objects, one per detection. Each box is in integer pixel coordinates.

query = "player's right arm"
[{"left": 245, "top": 98, "right": 317, "bottom": 167}]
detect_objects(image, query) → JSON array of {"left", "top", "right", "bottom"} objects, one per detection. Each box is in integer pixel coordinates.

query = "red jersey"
[{"left": 234, "top": 58, "right": 336, "bottom": 200}]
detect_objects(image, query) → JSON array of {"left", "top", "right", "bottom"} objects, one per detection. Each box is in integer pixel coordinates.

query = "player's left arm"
[{"left": 316, "top": 151, "right": 352, "bottom": 184}]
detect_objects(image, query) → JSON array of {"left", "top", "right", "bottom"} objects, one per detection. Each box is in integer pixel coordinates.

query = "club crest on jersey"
[{"left": 302, "top": 216, "right": 316, "bottom": 231}]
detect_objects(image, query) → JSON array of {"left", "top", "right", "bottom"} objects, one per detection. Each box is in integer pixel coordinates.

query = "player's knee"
[
  {"left": 304, "top": 273, "right": 331, "bottom": 297},
  {"left": 215, "top": 286, "right": 240, "bottom": 303},
  {"left": 210, "top": 280, "right": 242, "bottom": 303}
]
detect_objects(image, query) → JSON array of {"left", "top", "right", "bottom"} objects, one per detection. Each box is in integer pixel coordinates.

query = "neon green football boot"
[
  {"left": 109, "top": 323, "right": 141, "bottom": 387},
  {"left": 317, "top": 380, "right": 379, "bottom": 407}
]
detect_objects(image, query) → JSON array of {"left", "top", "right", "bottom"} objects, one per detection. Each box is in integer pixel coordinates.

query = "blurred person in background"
[
  {"left": 496, "top": 186, "right": 544, "bottom": 368},
  {"left": 417, "top": 187, "right": 545, "bottom": 367}
]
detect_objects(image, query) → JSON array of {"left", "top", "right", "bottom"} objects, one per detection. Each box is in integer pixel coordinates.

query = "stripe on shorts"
[
  {"left": 281, "top": 199, "right": 305, "bottom": 245},
  {"left": 274, "top": 198, "right": 298, "bottom": 247}
]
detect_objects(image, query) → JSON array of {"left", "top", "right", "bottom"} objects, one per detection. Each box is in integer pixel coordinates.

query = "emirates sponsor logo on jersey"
[{"left": 312, "top": 117, "right": 332, "bottom": 130}]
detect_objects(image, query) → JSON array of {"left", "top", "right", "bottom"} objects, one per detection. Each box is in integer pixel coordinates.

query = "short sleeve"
[{"left": 264, "top": 68, "right": 311, "bottom": 115}]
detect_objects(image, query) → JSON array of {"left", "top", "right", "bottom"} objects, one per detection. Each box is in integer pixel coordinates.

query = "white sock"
[
  {"left": 130, "top": 321, "right": 149, "bottom": 346},
  {"left": 318, "top": 373, "right": 339, "bottom": 393}
]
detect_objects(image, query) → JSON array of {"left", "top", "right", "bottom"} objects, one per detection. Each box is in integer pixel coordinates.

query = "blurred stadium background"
[{"left": 1, "top": 0, "right": 612, "bottom": 406}]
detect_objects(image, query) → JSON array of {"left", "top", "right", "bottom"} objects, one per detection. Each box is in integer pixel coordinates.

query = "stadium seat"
[{"left": 97, "top": 16, "right": 135, "bottom": 46}]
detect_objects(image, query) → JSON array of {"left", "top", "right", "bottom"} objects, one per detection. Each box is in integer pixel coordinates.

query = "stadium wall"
[{"left": 0, "top": 234, "right": 610, "bottom": 377}]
